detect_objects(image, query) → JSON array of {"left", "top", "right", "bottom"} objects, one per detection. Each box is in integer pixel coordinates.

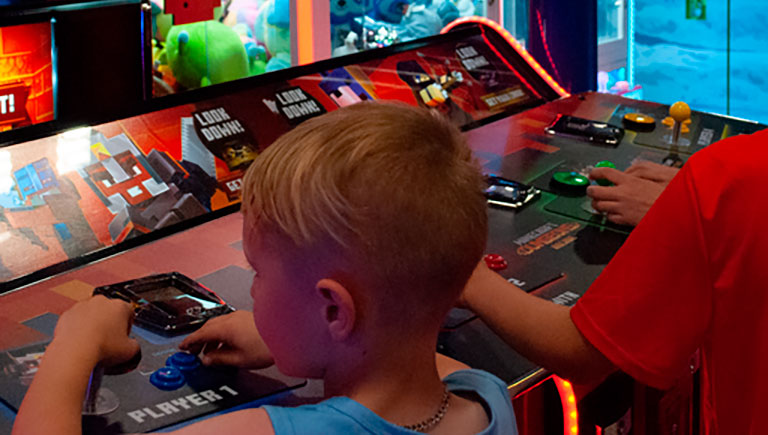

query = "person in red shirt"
[{"left": 462, "top": 128, "right": 768, "bottom": 434}]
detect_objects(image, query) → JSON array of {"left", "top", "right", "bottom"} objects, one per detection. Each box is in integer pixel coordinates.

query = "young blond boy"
[{"left": 13, "top": 102, "right": 517, "bottom": 434}]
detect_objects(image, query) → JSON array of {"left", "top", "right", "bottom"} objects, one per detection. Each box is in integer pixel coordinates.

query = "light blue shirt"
[{"left": 263, "top": 369, "right": 517, "bottom": 434}]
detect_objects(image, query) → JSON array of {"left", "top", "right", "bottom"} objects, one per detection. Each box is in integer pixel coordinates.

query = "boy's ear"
[{"left": 315, "top": 278, "right": 356, "bottom": 341}]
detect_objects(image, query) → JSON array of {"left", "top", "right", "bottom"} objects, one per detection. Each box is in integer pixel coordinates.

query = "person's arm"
[
  {"left": 12, "top": 296, "right": 140, "bottom": 435},
  {"left": 461, "top": 263, "right": 615, "bottom": 384}
]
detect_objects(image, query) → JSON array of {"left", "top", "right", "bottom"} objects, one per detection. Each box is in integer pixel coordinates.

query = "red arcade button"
[{"left": 483, "top": 254, "right": 508, "bottom": 271}]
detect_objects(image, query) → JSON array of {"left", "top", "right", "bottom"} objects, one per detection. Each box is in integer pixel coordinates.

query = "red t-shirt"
[{"left": 571, "top": 128, "right": 768, "bottom": 434}]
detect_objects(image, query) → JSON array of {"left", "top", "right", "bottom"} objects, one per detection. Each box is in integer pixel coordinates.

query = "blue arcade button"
[
  {"left": 166, "top": 352, "right": 202, "bottom": 372},
  {"left": 150, "top": 366, "right": 185, "bottom": 391}
]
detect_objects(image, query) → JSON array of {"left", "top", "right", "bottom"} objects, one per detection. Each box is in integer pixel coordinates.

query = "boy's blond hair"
[{"left": 242, "top": 102, "right": 487, "bottom": 325}]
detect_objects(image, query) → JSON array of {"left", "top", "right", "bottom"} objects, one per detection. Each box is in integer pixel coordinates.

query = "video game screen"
[{"left": 0, "top": 21, "right": 55, "bottom": 132}]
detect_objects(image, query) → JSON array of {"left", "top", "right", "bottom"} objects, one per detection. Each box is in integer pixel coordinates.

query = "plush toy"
[
  {"left": 165, "top": 20, "right": 249, "bottom": 89},
  {"left": 329, "top": 0, "right": 373, "bottom": 50},
  {"left": 222, "top": 0, "right": 263, "bottom": 29},
  {"left": 356, "top": 0, "right": 442, "bottom": 47},
  {"left": 253, "top": 0, "right": 290, "bottom": 72},
  {"left": 331, "top": 0, "right": 375, "bottom": 25},
  {"left": 151, "top": 0, "right": 174, "bottom": 42},
  {"left": 231, "top": 23, "right": 267, "bottom": 76},
  {"left": 332, "top": 31, "right": 360, "bottom": 57},
  {"left": 396, "top": 3, "right": 443, "bottom": 40},
  {"left": 435, "top": 0, "right": 460, "bottom": 26},
  {"left": 371, "top": 0, "right": 412, "bottom": 23}
]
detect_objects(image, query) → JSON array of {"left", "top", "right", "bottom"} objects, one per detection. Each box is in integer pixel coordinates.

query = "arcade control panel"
[
  {"left": 0, "top": 272, "right": 307, "bottom": 434},
  {"left": 437, "top": 92, "right": 766, "bottom": 382}
]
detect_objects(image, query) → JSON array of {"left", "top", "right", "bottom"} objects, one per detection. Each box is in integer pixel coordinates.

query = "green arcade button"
[
  {"left": 552, "top": 171, "right": 590, "bottom": 186},
  {"left": 551, "top": 171, "right": 590, "bottom": 195},
  {"left": 593, "top": 160, "right": 616, "bottom": 186}
]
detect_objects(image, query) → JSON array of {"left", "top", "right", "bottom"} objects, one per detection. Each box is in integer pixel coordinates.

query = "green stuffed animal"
[{"left": 165, "top": 20, "right": 249, "bottom": 89}]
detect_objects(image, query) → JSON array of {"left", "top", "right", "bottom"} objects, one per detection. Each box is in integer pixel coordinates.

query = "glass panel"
[
  {"left": 503, "top": 0, "right": 529, "bottom": 47},
  {"left": 633, "top": 0, "right": 727, "bottom": 116},
  {"left": 330, "top": 0, "right": 488, "bottom": 57},
  {"left": 151, "top": 0, "right": 290, "bottom": 97},
  {"left": 598, "top": 0, "right": 624, "bottom": 44},
  {"left": 729, "top": 0, "right": 768, "bottom": 123}
]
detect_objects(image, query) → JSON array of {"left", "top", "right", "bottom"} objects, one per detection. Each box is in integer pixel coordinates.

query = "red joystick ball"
[{"left": 483, "top": 254, "right": 508, "bottom": 271}]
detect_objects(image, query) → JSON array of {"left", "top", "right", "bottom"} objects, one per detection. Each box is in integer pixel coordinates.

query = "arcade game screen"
[{"left": 0, "top": 21, "right": 55, "bottom": 132}]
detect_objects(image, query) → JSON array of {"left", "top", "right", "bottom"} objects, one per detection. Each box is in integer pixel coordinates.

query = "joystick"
[
  {"left": 82, "top": 365, "right": 120, "bottom": 416},
  {"left": 662, "top": 101, "right": 692, "bottom": 147}
]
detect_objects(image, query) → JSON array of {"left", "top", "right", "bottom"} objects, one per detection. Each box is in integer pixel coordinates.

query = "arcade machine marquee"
[{"left": 0, "top": 20, "right": 764, "bottom": 434}]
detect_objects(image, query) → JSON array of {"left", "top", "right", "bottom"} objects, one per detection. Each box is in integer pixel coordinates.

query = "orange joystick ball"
[{"left": 669, "top": 101, "right": 691, "bottom": 123}]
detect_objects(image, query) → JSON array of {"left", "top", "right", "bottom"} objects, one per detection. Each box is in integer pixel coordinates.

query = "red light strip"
[
  {"left": 478, "top": 27, "right": 542, "bottom": 100},
  {"left": 553, "top": 376, "right": 579, "bottom": 435},
  {"left": 441, "top": 17, "right": 570, "bottom": 98},
  {"left": 535, "top": 9, "right": 564, "bottom": 85}
]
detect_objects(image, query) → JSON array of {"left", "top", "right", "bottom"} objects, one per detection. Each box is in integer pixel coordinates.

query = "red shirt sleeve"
[{"left": 571, "top": 157, "right": 713, "bottom": 390}]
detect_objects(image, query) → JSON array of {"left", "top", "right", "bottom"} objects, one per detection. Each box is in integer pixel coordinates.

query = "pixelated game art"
[{"left": 0, "top": 29, "right": 547, "bottom": 291}]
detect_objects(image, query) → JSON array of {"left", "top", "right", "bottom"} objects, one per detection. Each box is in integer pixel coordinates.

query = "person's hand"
[
  {"left": 179, "top": 310, "right": 274, "bottom": 369},
  {"left": 53, "top": 295, "right": 140, "bottom": 367},
  {"left": 624, "top": 161, "right": 680, "bottom": 186},
  {"left": 587, "top": 167, "right": 667, "bottom": 226}
]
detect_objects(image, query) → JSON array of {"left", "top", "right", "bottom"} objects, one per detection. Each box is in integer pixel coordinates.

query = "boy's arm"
[
  {"left": 12, "top": 296, "right": 139, "bottom": 435},
  {"left": 12, "top": 339, "right": 100, "bottom": 435},
  {"left": 462, "top": 263, "right": 615, "bottom": 384}
]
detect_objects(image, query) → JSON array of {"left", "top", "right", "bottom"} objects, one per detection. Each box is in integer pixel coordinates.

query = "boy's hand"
[
  {"left": 179, "top": 310, "right": 274, "bottom": 369},
  {"left": 53, "top": 295, "right": 140, "bottom": 367},
  {"left": 587, "top": 167, "right": 667, "bottom": 227}
]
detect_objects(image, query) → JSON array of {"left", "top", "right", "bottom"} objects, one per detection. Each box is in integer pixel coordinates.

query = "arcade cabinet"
[
  {"left": 0, "top": 15, "right": 764, "bottom": 435},
  {"left": 0, "top": 0, "right": 150, "bottom": 142}
]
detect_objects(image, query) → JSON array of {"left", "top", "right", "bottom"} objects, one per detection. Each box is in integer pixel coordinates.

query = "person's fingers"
[
  {"left": 588, "top": 167, "right": 630, "bottom": 184},
  {"left": 179, "top": 319, "right": 227, "bottom": 351},
  {"left": 199, "top": 346, "right": 244, "bottom": 367},
  {"left": 626, "top": 161, "right": 678, "bottom": 183},
  {"left": 586, "top": 185, "right": 624, "bottom": 201},
  {"left": 108, "top": 298, "right": 136, "bottom": 333},
  {"left": 605, "top": 213, "right": 631, "bottom": 226},
  {"left": 590, "top": 198, "right": 621, "bottom": 214},
  {"left": 120, "top": 338, "right": 141, "bottom": 363},
  {"left": 102, "top": 337, "right": 141, "bottom": 367}
]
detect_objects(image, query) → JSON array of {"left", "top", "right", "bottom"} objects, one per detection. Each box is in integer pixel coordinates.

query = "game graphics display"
[
  {"left": 0, "top": 30, "right": 543, "bottom": 289},
  {"left": 0, "top": 21, "right": 55, "bottom": 132},
  {"left": 1, "top": 19, "right": 766, "bottom": 434}
]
